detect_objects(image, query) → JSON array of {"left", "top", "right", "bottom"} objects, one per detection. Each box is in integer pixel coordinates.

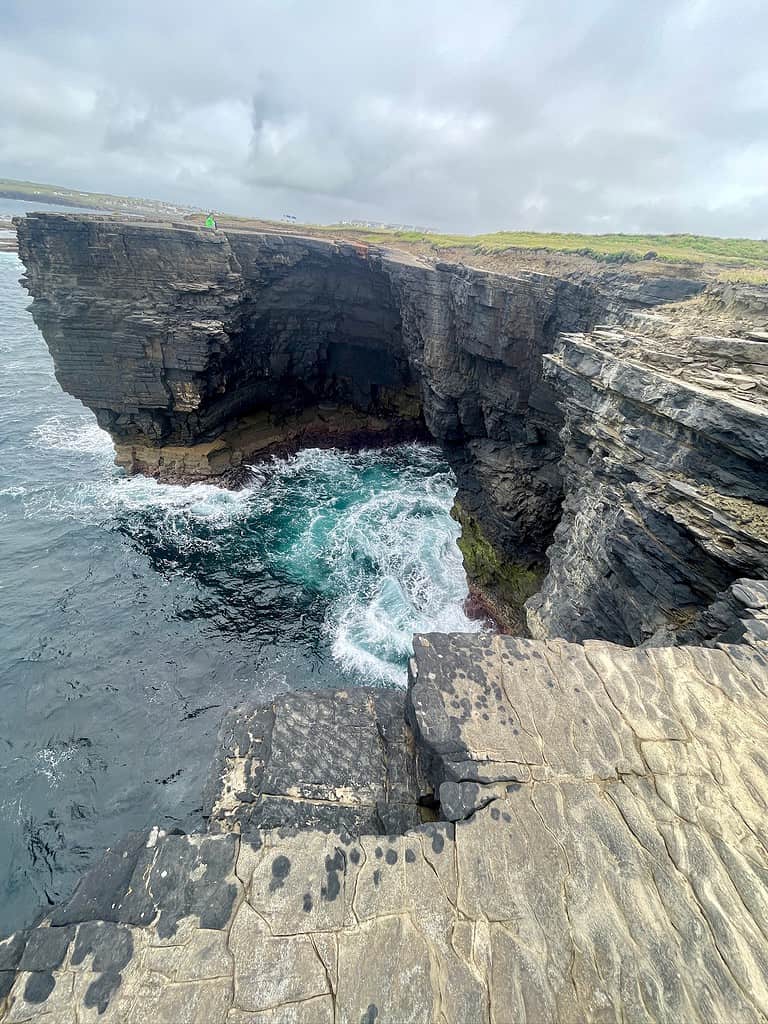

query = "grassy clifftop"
[
  {"left": 6, "top": 177, "right": 767, "bottom": 281},
  {"left": 323, "top": 225, "right": 768, "bottom": 273}
]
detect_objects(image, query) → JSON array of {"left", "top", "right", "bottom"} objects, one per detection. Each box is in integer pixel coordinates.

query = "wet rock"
[
  {"left": 204, "top": 688, "right": 429, "bottom": 837},
  {"left": 48, "top": 831, "right": 148, "bottom": 926}
]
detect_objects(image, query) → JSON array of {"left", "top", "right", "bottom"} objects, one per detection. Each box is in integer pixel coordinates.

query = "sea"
[{"left": 0, "top": 199, "right": 480, "bottom": 934}]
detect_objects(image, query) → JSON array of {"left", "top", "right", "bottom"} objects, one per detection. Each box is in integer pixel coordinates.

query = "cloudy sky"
[{"left": 2, "top": 0, "right": 767, "bottom": 235}]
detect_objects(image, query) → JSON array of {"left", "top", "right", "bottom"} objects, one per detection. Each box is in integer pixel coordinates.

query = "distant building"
[{"left": 338, "top": 219, "right": 434, "bottom": 233}]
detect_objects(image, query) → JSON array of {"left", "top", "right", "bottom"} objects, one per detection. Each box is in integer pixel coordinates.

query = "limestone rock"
[
  {"left": 527, "top": 327, "right": 768, "bottom": 642},
  {"left": 5, "top": 633, "right": 768, "bottom": 1022},
  {"left": 15, "top": 214, "right": 610, "bottom": 619},
  {"left": 203, "top": 688, "right": 430, "bottom": 836},
  {"left": 17, "top": 214, "right": 767, "bottom": 632}
]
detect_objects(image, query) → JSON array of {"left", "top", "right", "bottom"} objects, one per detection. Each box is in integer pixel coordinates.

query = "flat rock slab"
[
  {"left": 203, "top": 688, "right": 430, "bottom": 837},
  {"left": 4, "top": 633, "right": 768, "bottom": 1022}
]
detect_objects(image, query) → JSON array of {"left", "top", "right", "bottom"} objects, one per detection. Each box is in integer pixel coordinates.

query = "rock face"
[
  {"left": 526, "top": 326, "right": 768, "bottom": 643},
  {"left": 15, "top": 212, "right": 767, "bottom": 636},
  {"left": 10, "top": 212, "right": 768, "bottom": 1020},
  {"left": 14, "top": 213, "right": 637, "bottom": 623},
  {"left": 4, "top": 630, "right": 768, "bottom": 1023},
  {"left": 688, "top": 577, "right": 768, "bottom": 648},
  {"left": 203, "top": 688, "right": 430, "bottom": 836}
]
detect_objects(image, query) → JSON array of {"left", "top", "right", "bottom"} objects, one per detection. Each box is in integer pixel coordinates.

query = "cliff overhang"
[
  {"left": 5, "top": 213, "right": 768, "bottom": 1023},
  {"left": 14, "top": 212, "right": 768, "bottom": 642}
]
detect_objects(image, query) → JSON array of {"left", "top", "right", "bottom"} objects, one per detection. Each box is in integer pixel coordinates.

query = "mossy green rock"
[{"left": 452, "top": 503, "right": 543, "bottom": 626}]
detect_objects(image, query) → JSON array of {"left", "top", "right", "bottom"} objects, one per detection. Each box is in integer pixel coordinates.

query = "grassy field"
[
  {"left": 317, "top": 226, "right": 768, "bottom": 269},
  {"left": 6, "top": 177, "right": 768, "bottom": 276}
]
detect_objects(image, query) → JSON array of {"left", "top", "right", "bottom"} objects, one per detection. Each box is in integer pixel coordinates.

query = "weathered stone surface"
[
  {"left": 527, "top": 326, "right": 768, "bottom": 642},
  {"left": 48, "top": 831, "right": 148, "bottom": 927},
  {"left": 204, "top": 688, "right": 430, "bottom": 836},
  {"left": 230, "top": 902, "right": 329, "bottom": 1012},
  {"left": 675, "top": 576, "right": 768, "bottom": 648},
  {"left": 40, "top": 827, "right": 240, "bottom": 941},
  {"left": 5, "top": 633, "right": 768, "bottom": 1023}
]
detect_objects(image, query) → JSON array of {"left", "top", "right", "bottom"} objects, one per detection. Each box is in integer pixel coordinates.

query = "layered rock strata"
[
  {"left": 527, "top": 326, "right": 768, "bottom": 643},
  {"left": 3, "top": 630, "right": 768, "bottom": 1023},
  {"left": 687, "top": 577, "right": 768, "bottom": 648},
  {"left": 15, "top": 213, "right": 768, "bottom": 635},
  {"left": 17, "top": 213, "right": 709, "bottom": 626}
]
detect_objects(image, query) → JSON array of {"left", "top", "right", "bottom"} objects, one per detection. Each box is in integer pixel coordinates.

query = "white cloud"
[{"left": 1, "top": 0, "right": 766, "bottom": 235}]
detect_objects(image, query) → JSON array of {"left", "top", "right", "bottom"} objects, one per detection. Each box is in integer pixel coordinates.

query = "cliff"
[
  {"left": 17, "top": 212, "right": 725, "bottom": 630},
  {"left": 7, "top": 212, "right": 768, "bottom": 1021},
  {"left": 526, "top": 324, "right": 768, "bottom": 643}
]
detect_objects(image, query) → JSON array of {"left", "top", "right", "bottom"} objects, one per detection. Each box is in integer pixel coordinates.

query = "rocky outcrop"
[
  {"left": 4, "top": 630, "right": 768, "bottom": 1023},
  {"left": 15, "top": 213, "right": 767, "bottom": 635},
  {"left": 527, "top": 326, "right": 768, "bottom": 643},
  {"left": 14, "top": 213, "right": 648, "bottom": 624},
  {"left": 203, "top": 688, "right": 430, "bottom": 836},
  {"left": 686, "top": 577, "right": 768, "bottom": 648},
  {"left": 10, "top": 213, "right": 768, "bottom": 1019}
]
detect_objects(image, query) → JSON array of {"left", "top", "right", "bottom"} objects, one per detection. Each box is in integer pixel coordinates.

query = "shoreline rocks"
[{"left": 3, "top": 627, "right": 768, "bottom": 1022}]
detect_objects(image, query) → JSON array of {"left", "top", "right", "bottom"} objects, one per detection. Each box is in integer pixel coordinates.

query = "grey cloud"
[{"left": 1, "top": 0, "right": 767, "bottom": 234}]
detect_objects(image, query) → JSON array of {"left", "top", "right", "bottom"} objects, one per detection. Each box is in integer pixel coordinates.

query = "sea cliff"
[
  {"left": 4, "top": 213, "right": 768, "bottom": 1022},
  {"left": 18, "top": 212, "right": 750, "bottom": 638}
]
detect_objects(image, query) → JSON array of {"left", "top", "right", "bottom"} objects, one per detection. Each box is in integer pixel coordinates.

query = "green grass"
[
  {"left": 0, "top": 178, "right": 193, "bottom": 214},
  {"left": 320, "top": 226, "right": 768, "bottom": 268},
  {"left": 452, "top": 502, "right": 543, "bottom": 610},
  {"left": 5, "top": 177, "right": 768, "bottom": 273},
  {"left": 715, "top": 267, "right": 768, "bottom": 285}
]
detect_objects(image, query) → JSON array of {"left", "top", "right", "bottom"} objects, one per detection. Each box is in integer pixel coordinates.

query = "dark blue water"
[{"left": 0, "top": 247, "right": 478, "bottom": 935}]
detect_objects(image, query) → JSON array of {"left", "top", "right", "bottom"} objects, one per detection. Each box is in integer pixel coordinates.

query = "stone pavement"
[
  {"left": 3, "top": 632, "right": 768, "bottom": 1022},
  {"left": 204, "top": 688, "right": 429, "bottom": 837}
]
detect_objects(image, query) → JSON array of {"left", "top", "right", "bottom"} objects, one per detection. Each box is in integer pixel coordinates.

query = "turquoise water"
[{"left": 0, "top": 249, "right": 479, "bottom": 934}]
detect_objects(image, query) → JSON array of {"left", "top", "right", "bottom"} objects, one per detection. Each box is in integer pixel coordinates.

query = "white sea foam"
[
  {"left": 270, "top": 448, "right": 483, "bottom": 684},
  {"left": 29, "top": 414, "right": 114, "bottom": 458},
  {"left": 41, "top": 472, "right": 253, "bottom": 522},
  {"left": 33, "top": 746, "right": 76, "bottom": 787},
  {"left": 20, "top": 441, "right": 482, "bottom": 684}
]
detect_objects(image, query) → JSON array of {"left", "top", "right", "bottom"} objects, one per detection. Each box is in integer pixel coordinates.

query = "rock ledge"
[{"left": 3, "top": 629, "right": 768, "bottom": 1023}]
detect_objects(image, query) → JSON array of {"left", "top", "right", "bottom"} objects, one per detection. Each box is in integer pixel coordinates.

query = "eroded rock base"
[
  {"left": 4, "top": 630, "right": 768, "bottom": 1022},
  {"left": 114, "top": 404, "right": 427, "bottom": 483}
]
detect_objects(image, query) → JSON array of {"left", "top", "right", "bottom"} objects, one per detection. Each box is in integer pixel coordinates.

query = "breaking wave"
[
  {"left": 29, "top": 414, "right": 114, "bottom": 458},
  {"left": 0, "top": 248, "right": 481, "bottom": 933},
  {"left": 19, "top": 443, "right": 481, "bottom": 683}
]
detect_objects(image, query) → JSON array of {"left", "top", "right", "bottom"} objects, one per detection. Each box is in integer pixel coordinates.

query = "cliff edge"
[
  {"left": 14, "top": 213, "right": 768, "bottom": 639},
  {"left": 5, "top": 213, "right": 768, "bottom": 1020}
]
